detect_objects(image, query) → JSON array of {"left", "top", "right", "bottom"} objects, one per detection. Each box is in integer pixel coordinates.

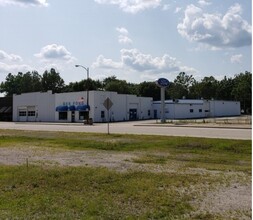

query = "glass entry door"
[{"left": 129, "top": 109, "right": 137, "bottom": 120}]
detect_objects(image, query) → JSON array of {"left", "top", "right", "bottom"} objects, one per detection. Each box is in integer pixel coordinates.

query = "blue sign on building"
[{"left": 156, "top": 78, "right": 170, "bottom": 88}]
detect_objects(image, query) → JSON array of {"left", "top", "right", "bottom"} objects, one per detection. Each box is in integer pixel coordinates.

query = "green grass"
[
  {"left": 0, "top": 129, "right": 251, "bottom": 171},
  {"left": 0, "top": 165, "right": 222, "bottom": 219},
  {"left": 0, "top": 129, "right": 251, "bottom": 219},
  {"left": 0, "top": 129, "right": 251, "bottom": 153}
]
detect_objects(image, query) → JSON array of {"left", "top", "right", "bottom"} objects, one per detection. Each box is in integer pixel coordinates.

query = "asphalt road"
[{"left": 0, "top": 121, "right": 251, "bottom": 140}]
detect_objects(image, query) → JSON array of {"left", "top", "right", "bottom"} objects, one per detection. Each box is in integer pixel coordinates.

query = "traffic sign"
[{"left": 103, "top": 98, "right": 113, "bottom": 110}]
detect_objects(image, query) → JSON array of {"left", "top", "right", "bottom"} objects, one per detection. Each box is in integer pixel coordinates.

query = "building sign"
[
  {"left": 63, "top": 101, "right": 85, "bottom": 106},
  {"left": 62, "top": 97, "right": 85, "bottom": 106},
  {"left": 156, "top": 78, "right": 170, "bottom": 88}
]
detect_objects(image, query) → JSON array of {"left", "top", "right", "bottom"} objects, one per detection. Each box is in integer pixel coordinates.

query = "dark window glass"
[{"left": 59, "top": 112, "right": 67, "bottom": 120}]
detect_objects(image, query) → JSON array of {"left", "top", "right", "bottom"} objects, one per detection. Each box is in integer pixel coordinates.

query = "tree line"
[{"left": 0, "top": 68, "right": 251, "bottom": 113}]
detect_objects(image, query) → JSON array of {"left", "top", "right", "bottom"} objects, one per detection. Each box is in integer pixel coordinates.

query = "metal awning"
[
  {"left": 68, "top": 105, "right": 76, "bottom": 111},
  {"left": 55, "top": 105, "right": 68, "bottom": 112},
  {"left": 76, "top": 105, "right": 90, "bottom": 111},
  {"left": 56, "top": 105, "right": 90, "bottom": 111}
]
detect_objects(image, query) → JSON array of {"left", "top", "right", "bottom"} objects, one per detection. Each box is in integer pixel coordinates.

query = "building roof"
[
  {"left": 153, "top": 99, "right": 205, "bottom": 104},
  {"left": 0, "top": 106, "right": 12, "bottom": 113}
]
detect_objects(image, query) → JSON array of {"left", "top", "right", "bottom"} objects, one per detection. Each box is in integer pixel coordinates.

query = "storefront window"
[
  {"left": 59, "top": 112, "right": 67, "bottom": 120},
  {"left": 79, "top": 111, "right": 85, "bottom": 120}
]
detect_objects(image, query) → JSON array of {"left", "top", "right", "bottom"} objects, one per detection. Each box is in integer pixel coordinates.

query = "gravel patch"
[
  {"left": 189, "top": 183, "right": 252, "bottom": 219},
  {"left": 0, "top": 146, "right": 251, "bottom": 219}
]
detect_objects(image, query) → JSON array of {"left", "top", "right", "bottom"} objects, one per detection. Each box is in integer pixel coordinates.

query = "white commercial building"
[
  {"left": 13, "top": 90, "right": 153, "bottom": 123},
  {"left": 13, "top": 91, "right": 241, "bottom": 122},
  {"left": 13, "top": 91, "right": 55, "bottom": 122},
  {"left": 153, "top": 99, "right": 241, "bottom": 119}
]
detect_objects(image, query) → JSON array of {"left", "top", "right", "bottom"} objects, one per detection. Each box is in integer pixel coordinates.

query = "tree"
[
  {"left": 138, "top": 81, "right": 161, "bottom": 100},
  {"left": 231, "top": 71, "right": 252, "bottom": 113},
  {"left": 86, "top": 79, "right": 103, "bottom": 91},
  {"left": 198, "top": 76, "right": 218, "bottom": 99},
  {"left": 189, "top": 81, "right": 202, "bottom": 99},
  {"left": 0, "top": 73, "right": 18, "bottom": 96},
  {"left": 168, "top": 72, "right": 196, "bottom": 99},
  {"left": 102, "top": 76, "right": 136, "bottom": 94},
  {"left": 174, "top": 72, "right": 195, "bottom": 91},
  {"left": 216, "top": 76, "right": 234, "bottom": 100},
  {"left": 41, "top": 68, "right": 65, "bottom": 93},
  {"left": 168, "top": 83, "right": 186, "bottom": 99},
  {"left": 64, "top": 79, "right": 103, "bottom": 92},
  {"left": 0, "top": 71, "right": 42, "bottom": 96},
  {"left": 0, "top": 68, "right": 251, "bottom": 114},
  {"left": 19, "top": 71, "right": 42, "bottom": 93},
  {"left": 64, "top": 81, "right": 83, "bottom": 92},
  {"left": 104, "top": 80, "right": 131, "bottom": 94}
]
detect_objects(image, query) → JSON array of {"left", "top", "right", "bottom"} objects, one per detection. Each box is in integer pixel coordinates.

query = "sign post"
[
  {"left": 103, "top": 97, "right": 113, "bottom": 134},
  {"left": 156, "top": 78, "right": 170, "bottom": 123}
]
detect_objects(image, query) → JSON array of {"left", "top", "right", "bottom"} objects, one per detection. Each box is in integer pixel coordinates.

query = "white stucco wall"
[
  {"left": 153, "top": 99, "right": 240, "bottom": 120},
  {"left": 153, "top": 100, "right": 205, "bottom": 119},
  {"left": 55, "top": 91, "right": 88, "bottom": 122},
  {"left": 209, "top": 100, "right": 241, "bottom": 117},
  {"left": 13, "top": 91, "right": 240, "bottom": 123},
  {"left": 92, "top": 91, "right": 152, "bottom": 122},
  {"left": 13, "top": 91, "right": 55, "bottom": 122},
  {"left": 92, "top": 91, "right": 124, "bottom": 122}
]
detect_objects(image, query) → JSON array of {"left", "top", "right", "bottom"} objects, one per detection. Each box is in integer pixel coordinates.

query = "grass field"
[{"left": 0, "top": 129, "right": 251, "bottom": 219}]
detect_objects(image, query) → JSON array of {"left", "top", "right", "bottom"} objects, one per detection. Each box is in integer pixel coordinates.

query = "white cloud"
[
  {"left": 116, "top": 27, "right": 132, "bottom": 44},
  {"left": 92, "top": 48, "right": 197, "bottom": 76},
  {"left": 92, "top": 55, "right": 122, "bottom": 69},
  {"left": 0, "top": 50, "right": 22, "bottom": 62},
  {"left": 0, "top": 0, "right": 48, "bottom": 7},
  {"left": 94, "top": 0, "right": 161, "bottom": 13},
  {"left": 0, "top": 50, "right": 34, "bottom": 75},
  {"left": 118, "top": 35, "right": 133, "bottom": 44},
  {"left": 0, "top": 62, "right": 32, "bottom": 74},
  {"left": 177, "top": 3, "right": 252, "bottom": 49},
  {"left": 198, "top": 0, "right": 211, "bottom": 7},
  {"left": 34, "top": 44, "right": 75, "bottom": 63},
  {"left": 230, "top": 54, "right": 243, "bottom": 63},
  {"left": 174, "top": 7, "right": 182, "bottom": 14},
  {"left": 116, "top": 27, "right": 128, "bottom": 35},
  {"left": 162, "top": 4, "right": 170, "bottom": 11},
  {"left": 121, "top": 48, "right": 180, "bottom": 72}
]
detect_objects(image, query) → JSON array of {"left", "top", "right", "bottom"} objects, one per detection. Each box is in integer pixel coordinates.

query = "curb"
[{"left": 134, "top": 124, "right": 252, "bottom": 130}]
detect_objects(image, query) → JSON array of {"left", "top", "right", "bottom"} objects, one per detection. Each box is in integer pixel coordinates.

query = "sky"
[{"left": 0, "top": 0, "right": 252, "bottom": 88}]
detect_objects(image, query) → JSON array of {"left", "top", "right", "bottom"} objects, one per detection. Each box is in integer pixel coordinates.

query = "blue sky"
[{"left": 0, "top": 0, "right": 251, "bottom": 87}]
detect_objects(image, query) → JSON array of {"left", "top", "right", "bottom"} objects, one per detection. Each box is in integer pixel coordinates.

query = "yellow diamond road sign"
[{"left": 103, "top": 98, "right": 113, "bottom": 110}]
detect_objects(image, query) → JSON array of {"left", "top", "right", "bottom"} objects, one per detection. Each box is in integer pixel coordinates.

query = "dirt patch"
[
  {"left": 189, "top": 183, "right": 252, "bottom": 219},
  {"left": 0, "top": 146, "right": 139, "bottom": 171}
]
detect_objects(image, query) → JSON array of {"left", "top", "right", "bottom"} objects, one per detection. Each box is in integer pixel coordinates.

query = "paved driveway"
[{"left": 0, "top": 120, "right": 251, "bottom": 140}]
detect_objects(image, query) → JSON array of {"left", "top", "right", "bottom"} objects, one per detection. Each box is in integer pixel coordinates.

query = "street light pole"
[{"left": 75, "top": 64, "right": 90, "bottom": 123}]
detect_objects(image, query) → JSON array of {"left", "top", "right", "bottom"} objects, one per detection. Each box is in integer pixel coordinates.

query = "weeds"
[
  {"left": 0, "top": 166, "right": 200, "bottom": 219},
  {"left": 0, "top": 129, "right": 251, "bottom": 219}
]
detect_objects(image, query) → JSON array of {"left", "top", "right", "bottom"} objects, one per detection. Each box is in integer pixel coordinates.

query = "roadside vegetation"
[
  {"left": 0, "top": 129, "right": 251, "bottom": 219},
  {"left": 1, "top": 70, "right": 251, "bottom": 113}
]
